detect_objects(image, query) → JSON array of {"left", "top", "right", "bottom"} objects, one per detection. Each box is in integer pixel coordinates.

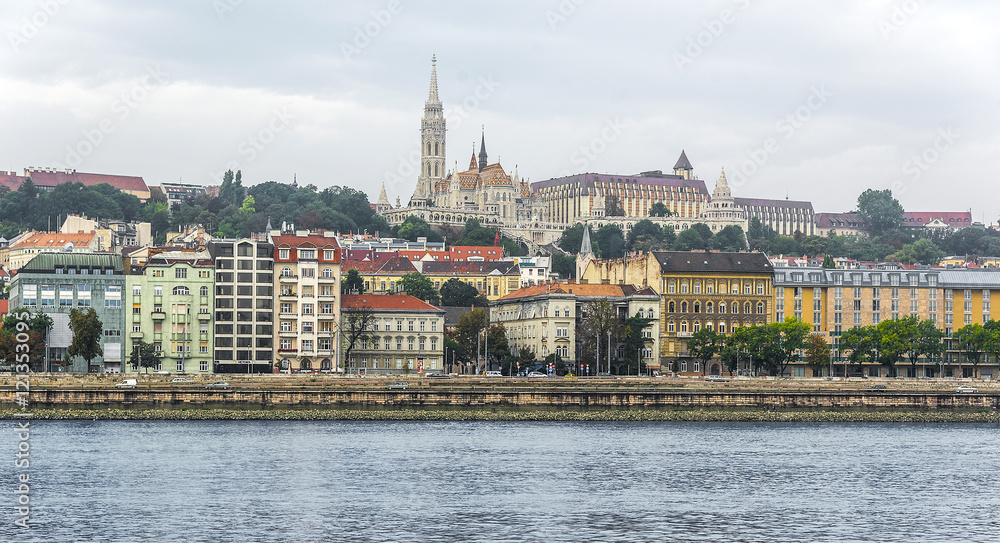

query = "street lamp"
[{"left": 607, "top": 331, "right": 612, "bottom": 375}]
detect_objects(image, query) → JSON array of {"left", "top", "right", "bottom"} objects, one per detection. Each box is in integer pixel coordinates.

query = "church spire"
[
  {"left": 427, "top": 54, "right": 440, "bottom": 105},
  {"left": 478, "top": 126, "right": 488, "bottom": 172},
  {"left": 580, "top": 223, "right": 593, "bottom": 256},
  {"left": 713, "top": 168, "right": 730, "bottom": 199}
]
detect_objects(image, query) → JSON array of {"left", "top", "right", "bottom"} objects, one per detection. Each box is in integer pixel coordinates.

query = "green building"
[
  {"left": 9, "top": 253, "right": 127, "bottom": 373},
  {"left": 126, "top": 250, "right": 215, "bottom": 374}
]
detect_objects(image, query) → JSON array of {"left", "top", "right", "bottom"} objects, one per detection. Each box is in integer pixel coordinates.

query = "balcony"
[
  {"left": 197, "top": 312, "right": 212, "bottom": 321},
  {"left": 130, "top": 331, "right": 144, "bottom": 340},
  {"left": 278, "top": 274, "right": 298, "bottom": 282},
  {"left": 279, "top": 293, "right": 297, "bottom": 301},
  {"left": 277, "top": 347, "right": 298, "bottom": 354},
  {"left": 279, "top": 330, "right": 298, "bottom": 337},
  {"left": 152, "top": 312, "right": 166, "bottom": 320},
  {"left": 318, "top": 276, "right": 336, "bottom": 283}
]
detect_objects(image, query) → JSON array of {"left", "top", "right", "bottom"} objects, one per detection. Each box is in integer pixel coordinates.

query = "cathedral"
[{"left": 399, "top": 56, "right": 529, "bottom": 225}]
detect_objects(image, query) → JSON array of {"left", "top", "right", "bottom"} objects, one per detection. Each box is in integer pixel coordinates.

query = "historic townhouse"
[
  {"left": 272, "top": 231, "right": 342, "bottom": 372},
  {"left": 341, "top": 294, "right": 445, "bottom": 375},
  {"left": 10, "top": 253, "right": 126, "bottom": 373},
  {"left": 420, "top": 260, "right": 521, "bottom": 301},
  {"left": 491, "top": 282, "right": 659, "bottom": 370},
  {"left": 343, "top": 255, "right": 418, "bottom": 295},
  {"left": 128, "top": 250, "right": 215, "bottom": 374},
  {"left": 775, "top": 266, "right": 1000, "bottom": 379},
  {"left": 207, "top": 237, "right": 274, "bottom": 373}
]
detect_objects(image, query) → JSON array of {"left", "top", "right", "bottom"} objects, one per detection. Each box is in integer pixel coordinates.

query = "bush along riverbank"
[{"left": 3, "top": 406, "right": 1000, "bottom": 423}]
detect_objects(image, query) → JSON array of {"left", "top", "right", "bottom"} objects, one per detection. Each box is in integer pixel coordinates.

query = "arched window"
[
  {"left": 757, "top": 302, "right": 765, "bottom": 314},
  {"left": 172, "top": 286, "right": 190, "bottom": 296},
  {"left": 681, "top": 301, "right": 688, "bottom": 313},
  {"left": 706, "top": 302, "right": 713, "bottom": 314},
  {"left": 680, "top": 321, "right": 688, "bottom": 333},
  {"left": 434, "top": 142, "right": 438, "bottom": 156},
  {"left": 693, "top": 321, "right": 701, "bottom": 332},
  {"left": 636, "top": 309, "right": 644, "bottom": 318},
  {"left": 281, "top": 267, "right": 292, "bottom": 277},
  {"left": 668, "top": 321, "right": 675, "bottom": 332},
  {"left": 200, "top": 286, "right": 208, "bottom": 296},
  {"left": 718, "top": 322, "right": 727, "bottom": 334},
  {"left": 693, "top": 302, "right": 701, "bottom": 313},
  {"left": 719, "top": 302, "right": 726, "bottom": 314},
  {"left": 681, "top": 282, "right": 689, "bottom": 294},
  {"left": 745, "top": 302, "right": 752, "bottom": 314},
  {"left": 434, "top": 164, "right": 438, "bottom": 177},
  {"left": 706, "top": 321, "right": 713, "bottom": 331},
  {"left": 668, "top": 301, "right": 675, "bottom": 313}
]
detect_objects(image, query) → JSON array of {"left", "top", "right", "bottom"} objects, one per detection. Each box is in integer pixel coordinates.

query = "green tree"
[
  {"left": 719, "top": 326, "right": 750, "bottom": 375},
  {"left": 713, "top": 225, "right": 746, "bottom": 252},
  {"left": 840, "top": 325, "right": 879, "bottom": 376},
  {"left": 394, "top": 215, "right": 443, "bottom": 242},
  {"left": 397, "top": 272, "right": 440, "bottom": 305},
  {"left": 648, "top": 202, "right": 670, "bottom": 217},
  {"left": 955, "top": 323, "right": 987, "bottom": 377},
  {"left": 68, "top": 308, "right": 103, "bottom": 369},
  {"left": 129, "top": 340, "right": 162, "bottom": 374},
  {"left": 822, "top": 255, "right": 835, "bottom": 268},
  {"left": 579, "top": 300, "right": 620, "bottom": 373},
  {"left": 804, "top": 333, "right": 832, "bottom": 376},
  {"left": 674, "top": 223, "right": 714, "bottom": 251},
  {"left": 857, "top": 188, "right": 904, "bottom": 237},
  {"left": 594, "top": 224, "right": 625, "bottom": 258},
  {"left": 239, "top": 195, "right": 256, "bottom": 215},
  {"left": 454, "top": 308, "right": 489, "bottom": 371},
  {"left": 341, "top": 268, "right": 365, "bottom": 294},
  {"left": 620, "top": 313, "right": 656, "bottom": 375},
  {"left": 339, "top": 304, "right": 377, "bottom": 374},
  {"left": 875, "top": 318, "right": 909, "bottom": 376},
  {"left": 557, "top": 223, "right": 595, "bottom": 254},
  {"left": 906, "top": 318, "right": 945, "bottom": 375},
  {"left": 890, "top": 238, "right": 945, "bottom": 265},
  {"left": 687, "top": 327, "right": 720, "bottom": 374},
  {"left": 762, "top": 318, "right": 811, "bottom": 376},
  {"left": 0, "top": 308, "right": 52, "bottom": 370},
  {"left": 440, "top": 278, "right": 486, "bottom": 307},
  {"left": 551, "top": 252, "right": 576, "bottom": 279}
]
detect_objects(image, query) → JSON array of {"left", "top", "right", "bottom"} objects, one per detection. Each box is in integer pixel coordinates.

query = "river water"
[{"left": 2, "top": 420, "right": 998, "bottom": 542}]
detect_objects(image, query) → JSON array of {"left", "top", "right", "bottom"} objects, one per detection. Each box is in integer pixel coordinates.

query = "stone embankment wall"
[{"left": 4, "top": 388, "right": 998, "bottom": 410}]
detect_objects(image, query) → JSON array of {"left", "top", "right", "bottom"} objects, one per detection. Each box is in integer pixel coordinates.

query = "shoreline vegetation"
[{"left": 3, "top": 406, "right": 1000, "bottom": 423}]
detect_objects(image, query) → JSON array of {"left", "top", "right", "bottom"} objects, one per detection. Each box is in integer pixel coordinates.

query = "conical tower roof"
[
  {"left": 377, "top": 183, "right": 391, "bottom": 205},
  {"left": 674, "top": 150, "right": 693, "bottom": 171},
  {"left": 712, "top": 168, "right": 731, "bottom": 199},
  {"left": 427, "top": 54, "right": 440, "bottom": 105},
  {"left": 580, "top": 224, "right": 593, "bottom": 256}
]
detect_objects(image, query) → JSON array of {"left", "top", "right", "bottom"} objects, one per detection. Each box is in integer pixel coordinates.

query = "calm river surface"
[{"left": 2, "top": 420, "right": 998, "bottom": 542}]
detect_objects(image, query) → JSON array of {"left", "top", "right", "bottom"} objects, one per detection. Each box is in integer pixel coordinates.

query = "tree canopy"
[
  {"left": 398, "top": 272, "right": 440, "bottom": 306},
  {"left": 857, "top": 188, "right": 904, "bottom": 237}
]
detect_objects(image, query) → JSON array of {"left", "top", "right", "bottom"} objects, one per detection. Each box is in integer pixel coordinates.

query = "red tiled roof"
[
  {"left": 343, "top": 255, "right": 417, "bottom": 275},
  {"left": 23, "top": 168, "right": 149, "bottom": 193},
  {"left": 272, "top": 234, "right": 342, "bottom": 263},
  {"left": 449, "top": 246, "right": 504, "bottom": 260},
  {"left": 11, "top": 231, "right": 97, "bottom": 249},
  {"left": 0, "top": 172, "right": 27, "bottom": 191},
  {"left": 0, "top": 300, "right": 8, "bottom": 317},
  {"left": 902, "top": 212, "right": 972, "bottom": 225},
  {"left": 342, "top": 294, "right": 441, "bottom": 311}
]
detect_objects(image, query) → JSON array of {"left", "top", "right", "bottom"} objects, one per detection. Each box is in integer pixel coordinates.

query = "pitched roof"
[
  {"left": 902, "top": 212, "right": 973, "bottom": 225},
  {"left": 342, "top": 294, "right": 442, "bottom": 312},
  {"left": 497, "top": 281, "right": 659, "bottom": 301},
  {"left": 652, "top": 251, "right": 773, "bottom": 274},
  {"left": 23, "top": 168, "right": 149, "bottom": 193},
  {"left": 19, "top": 252, "right": 124, "bottom": 273},
  {"left": 673, "top": 150, "right": 692, "bottom": 170},
  {"left": 531, "top": 172, "right": 708, "bottom": 194},
  {"left": 343, "top": 255, "right": 418, "bottom": 275},
  {"left": 0, "top": 300, "right": 8, "bottom": 317},
  {"left": 815, "top": 212, "right": 864, "bottom": 229},
  {"left": 421, "top": 260, "right": 520, "bottom": 276},
  {"left": 733, "top": 197, "right": 814, "bottom": 211},
  {"left": 0, "top": 171, "right": 27, "bottom": 191},
  {"left": 11, "top": 231, "right": 97, "bottom": 249}
]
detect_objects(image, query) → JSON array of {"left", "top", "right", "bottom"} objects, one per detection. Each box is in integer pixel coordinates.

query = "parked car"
[
  {"left": 526, "top": 372, "right": 547, "bottom": 378},
  {"left": 386, "top": 381, "right": 409, "bottom": 390},
  {"left": 485, "top": 371, "right": 502, "bottom": 377},
  {"left": 171, "top": 378, "right": 193, "bottom": 384},
  {"left": 869, "top": 384, "right": 888, "bottom": 391},
  {"left": 205, "top": 381, "right": 230, "bottom": 389},
  {"left": 156, "top": 371, "right": 171, "bottom": 375},
  {"left": 424, "top": 372, "right": 448, "bottom": 379},
  {"left": 955, "top": 385, "right": 978, "bottom": 393},
  {"left": 705, "top": 375, "right": 729, "bottom": 382},
  {"left": 115, "top": 379, "right": 137, "bottom": 389}
]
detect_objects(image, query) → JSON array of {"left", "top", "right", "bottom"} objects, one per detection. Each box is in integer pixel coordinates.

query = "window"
[
  {"left": 322, "top": 268, "right": 333, "bottom": 278},
  {"left": 302, "top": 303, "right": 313, "bottom": 315},
  {"left": 279, "top": 249, "right": 290, "bottom": 259},
  {"left": 40, "top": 285, "right": 55, "bottom": 307},
  {"left": 299, "top": 249, "right": 316, "bottom": 260},
  {"left": 59, "top": 285, "right": 73, "bottom": 307},
  {"left": 132, "top": 285, "right": 141, "bottom": 295},
  {"left": 301, "top": 268, "right": 315, "bottom": 278},
  {"left": 302, "top": 340, "right": 313, "bottom": 351},
  {"left": 281, "top": 267, "right": 292, "bottom": 277},
  {"left": 173, "top": 286, "right": 190, "bottom": 296},
  {"left": 154, "top": 285, "right": 163, "bottom": 297},
  {"left": 175, "top": 268, "right": 187, "bottom": 279},
  {"left": 200, "top": 286, "right": 209, "bottom": 296}
]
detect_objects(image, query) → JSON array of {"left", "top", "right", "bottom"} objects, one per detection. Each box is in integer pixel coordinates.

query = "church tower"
[
  {"left": 478, "top": 128, "right": 488, "bottom": 172},
  {"left": 411, "top": 55, "right": 446, "bottom": 207},
  {"left": 576, "top": 223, "right": 595, "bottom": 280},
  {"left": 673, "top": 150, "right": 694, "bottom": 180}
]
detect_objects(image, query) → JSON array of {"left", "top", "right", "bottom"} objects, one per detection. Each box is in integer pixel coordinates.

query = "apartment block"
[
  {"left": 207, "top": 238, "right": 274, "bottom": 373},
  {"left": 341, "top": 294, "right": 445, "bottom": 374}
]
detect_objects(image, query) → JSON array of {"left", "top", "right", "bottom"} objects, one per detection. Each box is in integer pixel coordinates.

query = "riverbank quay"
[{"left": 2, "top": 374, "right": 999, "bottom": 421}]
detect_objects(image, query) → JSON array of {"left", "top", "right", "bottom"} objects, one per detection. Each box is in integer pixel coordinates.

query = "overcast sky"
[{"left": 2, "top": 1, "right": 998, "bottom": 223}]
